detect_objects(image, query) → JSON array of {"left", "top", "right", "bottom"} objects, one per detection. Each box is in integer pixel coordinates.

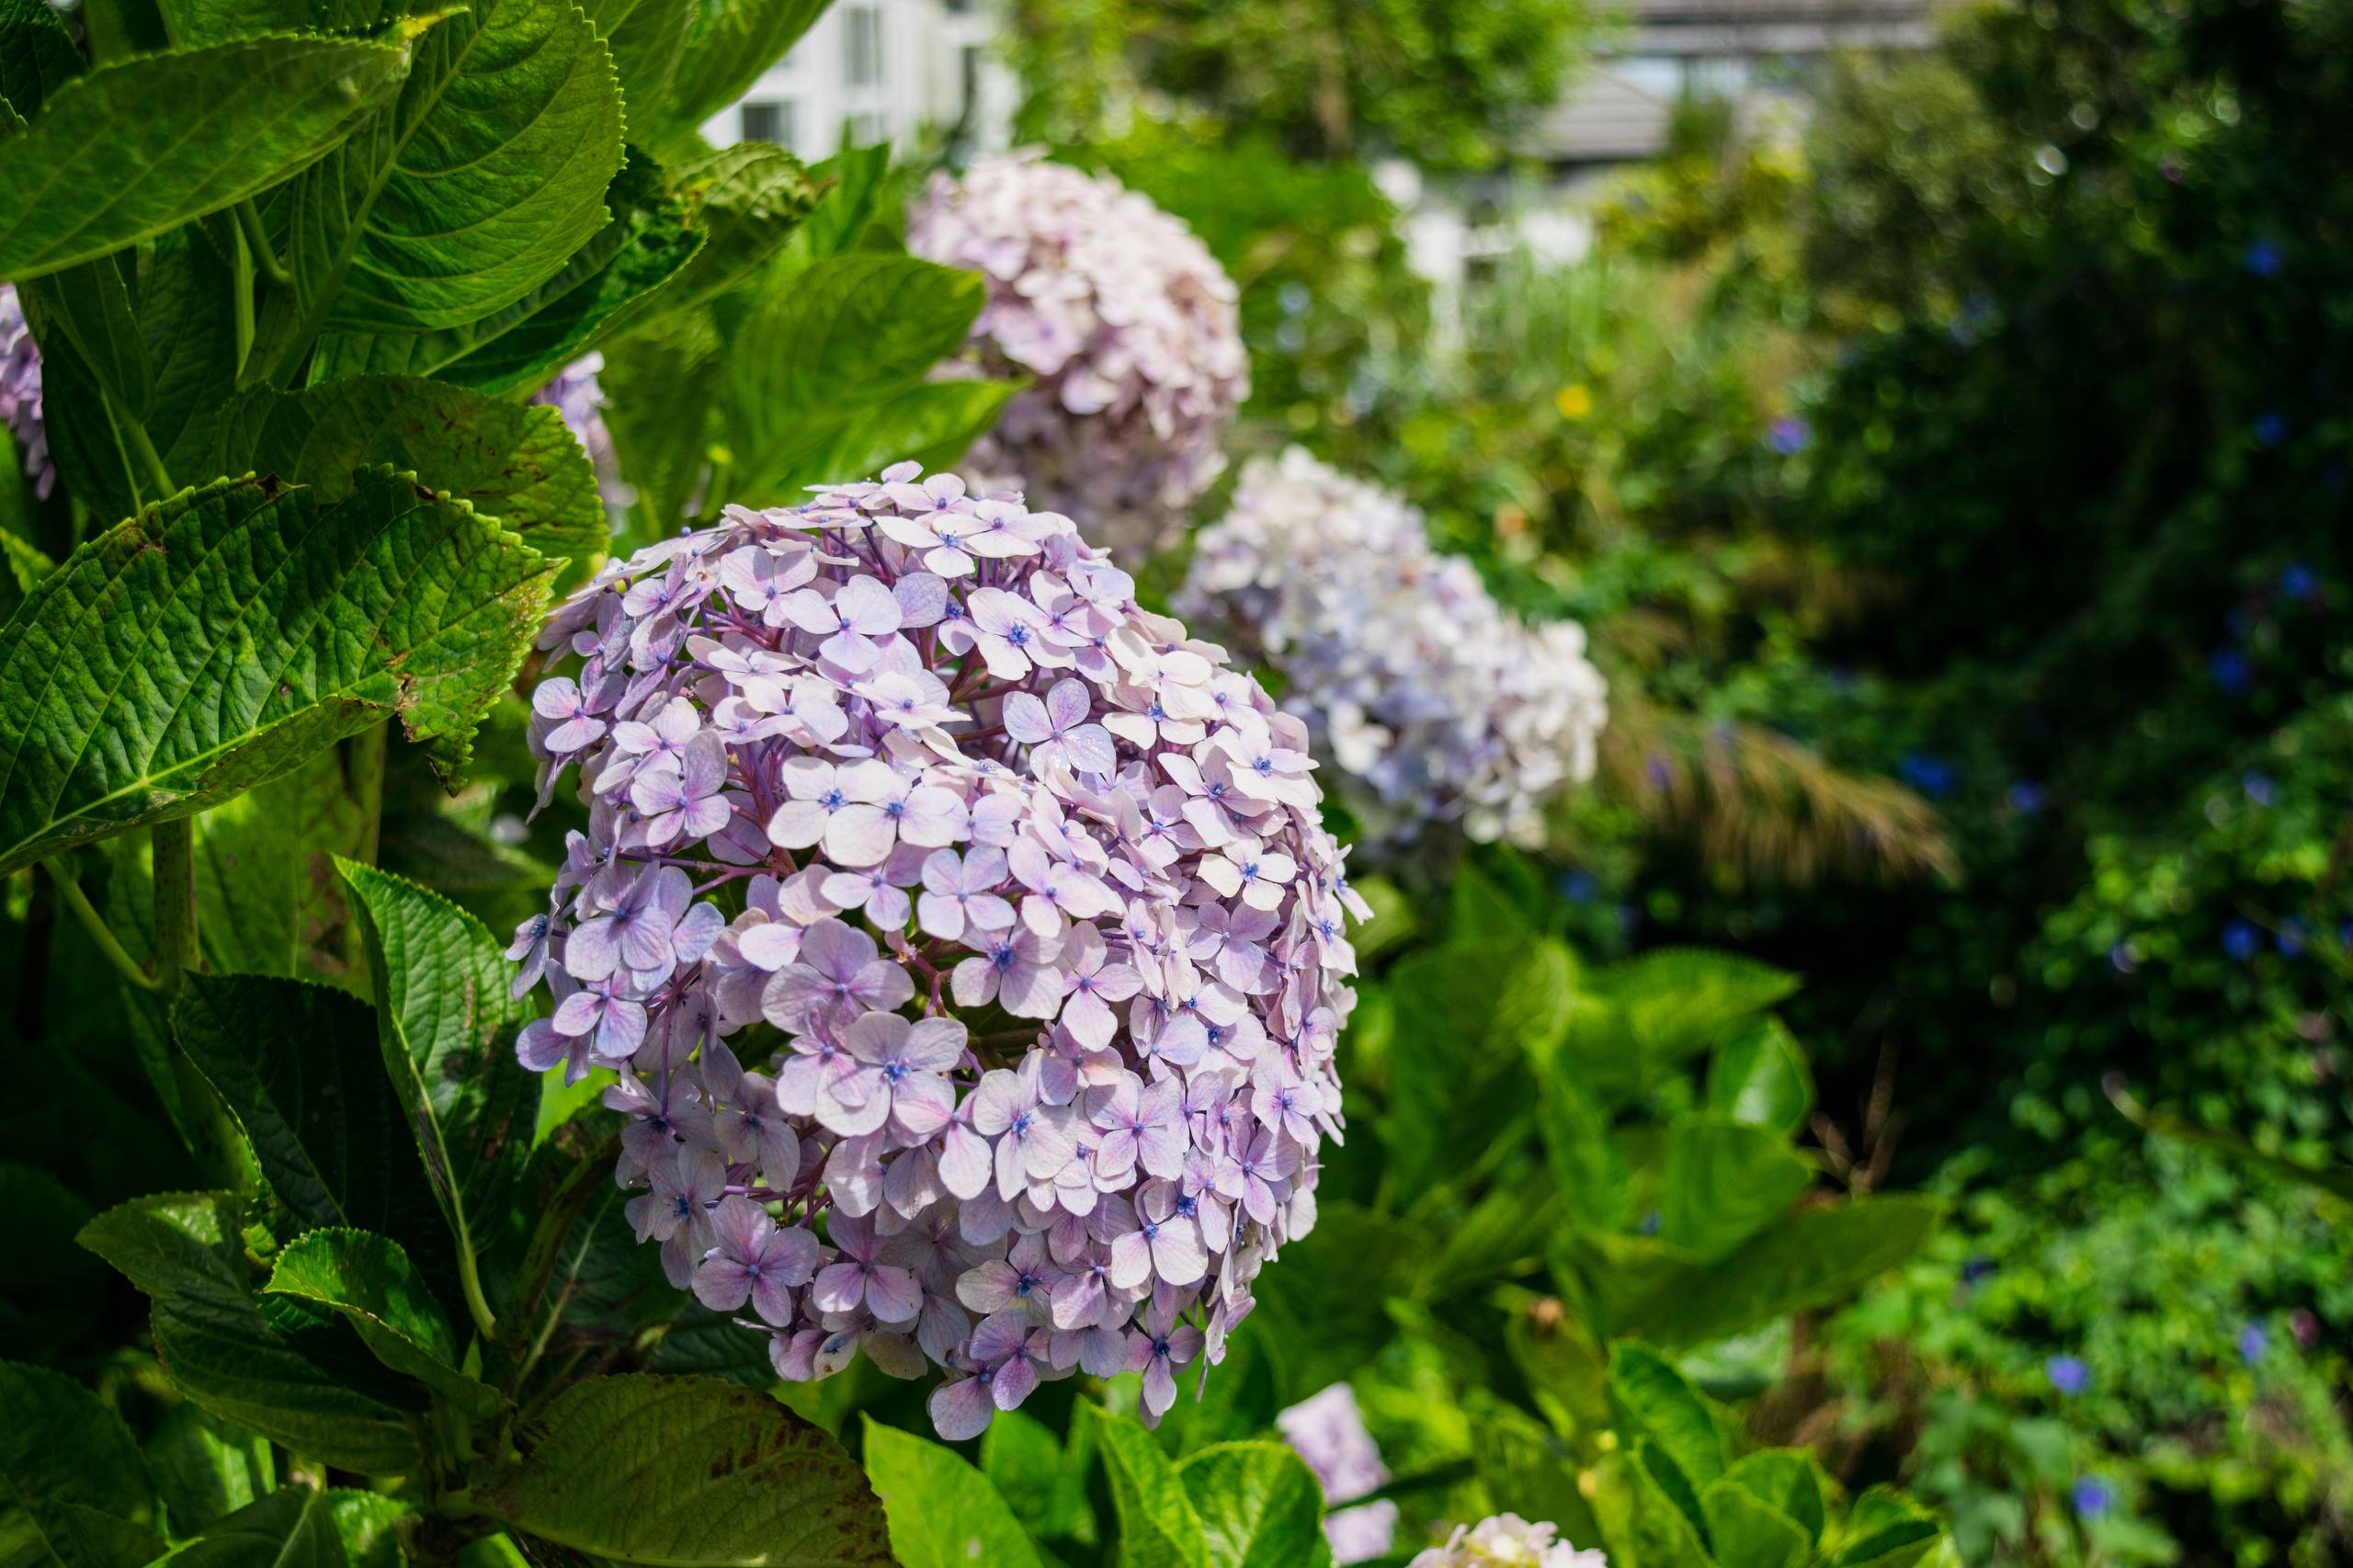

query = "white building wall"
[{"left": 699, "top": 0, "right": 1018, "bottom": 162}]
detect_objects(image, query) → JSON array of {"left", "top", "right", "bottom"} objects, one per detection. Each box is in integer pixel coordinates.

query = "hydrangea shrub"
[
  {"left": 1409, "top": 1514, "right": 1608, "bottom": 1568},
  {"left": 906, "top": 153, "right": 1247, "bottom": 560},
  {"left": 0, "top": 283, "right": 51, "bottom": 499},
  {"left": 511, "top": 462, "right": 1361, "bottom": 1438},
  {"left": 1180, "top": 448, "right": 1608, "bottom": 848}
]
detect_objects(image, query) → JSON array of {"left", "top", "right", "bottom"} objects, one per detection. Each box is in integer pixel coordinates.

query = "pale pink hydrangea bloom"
[
  {"left": 1179, "top": 449, "right": 1608, "bottom": 849},
  {"left": 906, "top": 153, "right": 1248, "bottom": 561},
  {"left": 530, "top": 351, "right": 632, "bottom": 518},
  {"left": 510, "top": 462, "right": 1361, "bottom": 1440},
  {"left": 0, "top": 284, "right": 51, "bottom": 499},
  {"left": 1278, "top": 1383, "right": 1399, "bottom": 1562},
  {"left": 1409, "top": 1514, "right": 1609, "bottom": 1568}
]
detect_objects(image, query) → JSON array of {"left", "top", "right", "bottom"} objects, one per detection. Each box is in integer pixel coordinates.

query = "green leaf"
[
  {"left": 218, "top": 375, "right": 607, "bottom": 571},
  {"left": 778, "top": 144, "right": 901, "bottom": 267},
  {"left": 19, "top": 305, "right": 142, "bottom": 529},
  {"left": 1089, "top": 1404, "right": 1210, "bottom": 1568},
  {"left": 0, "top": 33, "right": 413, "bottom": 283},
  {"left": 750, "top": 380, "right": 1019, "bottom": 503},
  {"left": 171, "top": 972, "right": 443, "bottom": 1253},
  {"left": 1532, "top": 1060, "right": 1625, "bottom": 1232},
  {"left": 75, "top": 1193, "right": 422, "bottom": 1475},
  {"left": 1645, "top": 1196, "right": 1941, "bottom": 1349},
  {"left": 1825, "top": 1487, "right": 1943, "bottom": 1568},
  {"left": 338, "top": 860, "right": 539, "bottom": 1279},
  {"left": 0, "top": 469, "right": 558, "bottom": 876},
  {"left": 1703, "top": 1018, "right": 1814, "bottom": 1137},
  {"left": 143, "top": 1407, "right": 272, "bottom": 1538},
  {"left": 476, "top": 1375, "right": 892, "bottom": 1565},
  {"left": 27, "top": 261, "right": 151, "bottom": 423},
  {"left": 1703, "top": 1478, "right": 1809, "bottom": 1568},
  {"left": 0, "top": 0, "right": 84, "bottom": 114},
  {"left": 1589, "top": 1446, "right": 1711, "bottom": 1568},
  {"left": 156, "top": 0, "right": 313, "bottom": 46},
  {"left": 640, "top": 142, "right": 824, "bottom": 323},
  {"left": 662, "top": 0, "right": 829, "bottom": 134},
  {"left": 290, "top": 0, "right": 627, "bottom": 334},
  {"left": 314, "top": 147, "right": 702, "bottom": 396},
  {"left": 859, "top": 1416, "right": 1046, "bottom": 1568},
  {"left": 152, "top": 1486, "right": 344, "bottom": 1568},
  {"left": 581, "top": 0, "right": 694, "bottom": 130},
  {"left": 1659, "top": 1117, "right": 1813, "bottom": 1258},
  {"left": 1470, "top": 1404, "right": 1602, "bottom": 1550},
  {"left": 1176, "top": 1443, "right": 1333, "bottom": 1568},
  {"left": 137, "top": 224, "right": 244, "bottom": 483},
  {"left": 1607, "top": 1343, "right": 1727, "bottom": 1499},
  {"left": 980, "top": 1409, "right": 1097, "bottom": 1549},
  {"left": 324, "top": 1493, "right": 408, "bottom": 1568},
  {"left": 1592, "top": 948, "right": 1799, "bottom": 1065},
  {"left": 1717, "top": 1450, "right": 1824, "bottom": 1546},
  {"left": 263, "top": 1228, "right": 500, "bottom": 1414},
  {"left": 599, "top": 308, "right": 719, "bottom": 538},
  {"left": 0, "top": 1360, "right": 162, "bottom": 1568},
  {"left": 0, "top": 531, "right": 55, "bottom": 623},
  {"left": 1244, "top": 1202, "right": 1416, "bottom": 1402}
]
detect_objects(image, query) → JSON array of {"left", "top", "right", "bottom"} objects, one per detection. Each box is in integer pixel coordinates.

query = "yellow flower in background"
[{"left": 1554, "top": 382, "right": 1593, "bottom": 421}]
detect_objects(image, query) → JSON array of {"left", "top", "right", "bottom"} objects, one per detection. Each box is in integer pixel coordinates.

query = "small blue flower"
[
  {"left": 2280, "top": 563, "right": 2319, "bottom": 602},
  {"left": 1767, "top": 416, "right": 1811, "bottom": 455},
  {"left": 2007, "top": 780, "right": 2049, "bottom": 814},
  {"left": 1636, "top": 1210, "right": 1663, "bottom": 1236},
  {"left": 2240, "top": 1324, "right": 2270, "bottom": 1364},
  {"left": 2244, "top": 239, "right": 2283, "bottom": 278},
  {"left": 1961, "top": 1256, "right": 1995, "bottom": 1285},
  {"left": 1899, "top": 753, "right": 1956, "bottom": 798},
  {"left": 2278, "top": 920, "right": 2309, "bottom": 959},
  {"left": 2223, "top": 919, "right": 2262, "bottom": 961},
  {"left": 2209, "top": 648, "right": 2253, "bottom": 697},
  {"left": 2254, "top": 411, "right": 2289, "bottom": 448},
  {"left": 2243, "top": 771, "right": 2276, "bottom": 806},
  {"left": 1558, "top": 870, "right": 1600, "bottom": 903},
  {"left": 2109, "top": 941, "right": 2137, "bottom": 974},
  {"left": 2046, "top": 1354, "right": 2089, "bottom": 1396},
  {"left": 2072, "top": 1476, "right": 2113, "bottom": 1518}
]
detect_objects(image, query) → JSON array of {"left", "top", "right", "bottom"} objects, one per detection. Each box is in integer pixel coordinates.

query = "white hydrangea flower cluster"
[
  {"left": 0, "top": 284, "right": 52, "bottom": 499},
  {"left": 906, "top": 152, "right": 1248, "bottom": 561},
  {"left": 1410, "top": 1515, "right": 1608, "bottom": 1568},
  {"left": 1178, "top": 449, "right": 1608, "bottom": 848},
  {"left": 511, "top": 463, "right": 1362, "bottom": 1440}
]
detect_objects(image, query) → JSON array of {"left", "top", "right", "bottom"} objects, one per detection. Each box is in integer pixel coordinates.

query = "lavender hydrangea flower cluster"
[
  {"left": 1279, "top": 1383, "right": 1399, "bottom": 1562},
  {"left": 510, "top": 462, "right": 1361, "bottom": 1440},
  {"left": 1409, "top": 1515, "right": 1608, "bottom": 1568},
  {"left": 530, "top": 351, "right": 631, "bottom": 519},
  {"left": 905, "top": 153, "right": 1247, "bottom": 561},
  {"left": 1178, "top": 449, "right": 1608, "bottom": 849},
  {"left": 0, "top": 284, "right": 52, "bottom": 499}
]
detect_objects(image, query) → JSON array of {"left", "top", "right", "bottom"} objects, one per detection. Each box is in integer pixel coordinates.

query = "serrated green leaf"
[
  {"left": 143, "top": 1406, "right": 272, "bottom": 1538},
  {"left": 662, "top": 0, "right": 828, "bottom": 134},
  {"left": 631, "top": 141, "right": 822, "bottom": 326},
  {"left": 76, "top": 1193, "right": 422, "bottom": 1475},
  {"left": 338, "top": 860, "right": 539, "bottom": 1291},
  {"left": 860, "top": 1416, "right": 1045, "bottom": 1568},
  {"left": 156, "top": 0, "right": 312, "bottom": 45},
  {"left": 1704, "top": 1477, "right": 1809, "bottom": 1568},
  {"left": 731, "top": 253, "right": 983, "bottom": 421},
  {"left": 0, "top": 469, "right": 555, "bottom": 876},
  {"left": 1659, "top": 1116, "right": 1813, "bottom": 1258},
  {"left": 151, "top": 1485, "right": 343, "bottom": 1568},
  {"left": 0, "top": 0, "right": 83, "bottom": 113},
  {"left": 1608, "top": 1343, "right": 1727, "bottom": 1501},
  {"left": 1826, "top": 1487, "right": 1943, "bottom": 1568},
  {"left": 1533, "top": 1054, "right": 1625, "bottom": 1232},
  {"left": 314, "top": 146, "right": 702, "bottom": 395},
  {"left": 1176, "top": 1443, "right": 1332, "bottom": 1568},
  {"left": 264, "top": 1228, "right": 502, "bottom": 1414},
  {"left": 0, "top": 530, "right": 54, "bottom": 622},
  {"left": 171, "top": 973, "right": 443, "bottom": 1251},
  {"left": 0, "top": 33, "right": 412, "bottom": 283},
  {"left": 27, "top": 260, "right": 151, "bottom": 423},
  {"left": 137, "top": 224, "right": 244, "bottom": 481},
  {"left": 1703, "top": 1018, "right": 1814, "bottom": 1137},
  {"left": 217, "top": 375, "right": 607, "bottom": 570},
  {"left": 476, "top": 1375, "right": 892, "bottom": 1565},
  {"left": 1718, "top": 1450, "right": 1824, "bottom": 1546},
  {"left": 582, "top": 0, "right": 694, "bottom": 129},
  {"left": 777, "top": 143, "right": 900, "bottom": 268},
  {"left": 1589, "top": 1446, "right": 1710, "bottom": 1568},
  {"left": 1589, "top": 948, "right": 1799, "bottom": 1066},
  {"left": 288, "top": 0, "right": 626, "bottom": 334},
  {"left": 1090, "top": 1403, "right": 1210, "bottom": 1568},
  {"left": 0, "top": 1360, "right": 162, "bottom": 1568}
]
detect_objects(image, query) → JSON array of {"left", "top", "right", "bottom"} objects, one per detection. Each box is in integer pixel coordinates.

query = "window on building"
[
  {"left": 740, "top": 99, "right": 795, "bottom": 150},
  {"left": 844, "top": 6, "right": 882, "bottom": 87}
]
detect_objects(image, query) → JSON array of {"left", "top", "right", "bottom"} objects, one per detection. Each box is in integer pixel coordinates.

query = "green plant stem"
[
  {"left": 234, "top": 199, "right": 292, "bottom": 289},
  {"left": 121, "top": 411, "right": 175, "bottom": 501},
  {"left": 39, "top": 858, "right": 162, "bottom": 992},
  {"left": 457, "top": 1242, "right": 499, "bottom": 1346},
  {"left": 230, "top": 221, "right": 256, "bottom": 375}
]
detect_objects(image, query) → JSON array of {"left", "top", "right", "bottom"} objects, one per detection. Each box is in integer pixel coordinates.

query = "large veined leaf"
[
  {"left": 136, "top": 224, "right": 244, "bottom": 481},
  {"left": 477, "top": 1376, "right": 892, "bottom": 1565},
  {"left": 312, "top": 147, "right": 700, "bottom": 397},
  {"left": 581, "top": 0, "right": 694, "bottom": 131},
  {"left": 337, "top": 862, "right": 538, "bottom": 1282},
  {"left": 730, "top": 255, "right": 983, "bottom": 422},
  {"left": 0, "top": 469, "right": 557, "bottom": 877},
  {"left": 1606, "top": 1345, "right": 1728, "bottom": 1494},
  {"left": 263, "top": 1229, "right": 502, "bottom": 1414},
  {"left": 661, "top": 0, "right": 829, "bottom": 135},
  {"left": 152, "top": 1486, "right": 343, "bottom": 1568},
  {"left": 1176, "top": 1444, "right": 1334, "bottom": 1568},
  {"left": 1703, "top": 1479, "right": 1812, "bottom": 1568},
  {"left": 596, "top": 141, "right": 821, "bottom": 341},
  {"left": 77, "top": 1193, "right": 423, "bottom": 1474},
  {"left": 0, "top": 1361, "right": 163, "bottom": 1568},
  {"left": 1703, "top": 1018, "right": 1815, "bottom": 1137},
  {"left": 859, "top": 1417, "right": 1045, "bottom": 1568},
  {"left": 0, "top": 32, "right": 413, "bottom": 283},
  {"left": 1658, "top": 1116, "right": 1814, "bottom": 1259},
  {"left": 217, "top": 376, "right": 608, "bottom": 570},
  {"left": 142, "top": 1407, "right": 273, "bottom": 1538},
  {"left": 285, "top": 0, "right": 626, "bottom": 335},
  {"left": 171, "top": 972, "right": 445, "bottom": 1256},
  {"left": 1088, "top": 1405, "right": 1210, "bottom": 1568}
]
